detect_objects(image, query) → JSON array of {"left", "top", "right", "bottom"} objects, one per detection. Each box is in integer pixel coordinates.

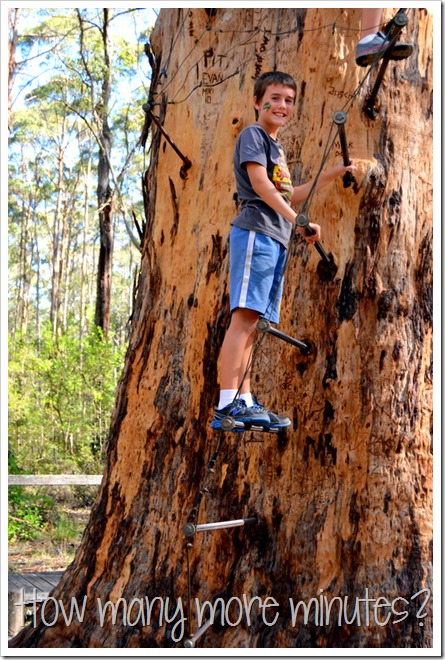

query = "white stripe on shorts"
[{"left": 239, "top": 230, "right": 256, "bottom": 308}]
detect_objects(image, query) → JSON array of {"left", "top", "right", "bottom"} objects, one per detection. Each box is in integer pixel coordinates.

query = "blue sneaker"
[
  {"left": 356, "top": 32, "right": 413, "bottom": 67},
  {"left": 252, "top": 396, "right": 291, "bottom": 430},
  {"left": 210, "top": 398, "right": 269, "bottom": 431}
]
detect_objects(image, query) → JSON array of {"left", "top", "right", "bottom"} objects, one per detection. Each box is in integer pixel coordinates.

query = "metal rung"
[
  {"left": 257, "top": 318, "right": 309, "bottom": 351},
  {"left": 333, "top": 110, "right": 350, "bottom": 164},
  {"left": 220, "top": 416, "right": 278, "bottom": 433},
  {"left": 364, "top": 10, "right": 409, "bottom": 119},
  {"left": 183, "top": 517, "right": 256, "bottom": 538},
  {"left": 183, "top": 606, "right": 222, "bottom": 648},
  {"left": 296, "top": 213, "right": 331, "bottom": 263},
  {"left": 333, "top": 111, "right": 356, "bottom": 189}
]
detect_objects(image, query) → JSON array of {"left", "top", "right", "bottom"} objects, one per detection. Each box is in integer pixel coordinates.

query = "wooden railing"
[
  {"left": 8, "top": 474, "right": 103, "bottom": 638},
  {"left": 8, "top": 475, "right": 103, "bottom": 486}
]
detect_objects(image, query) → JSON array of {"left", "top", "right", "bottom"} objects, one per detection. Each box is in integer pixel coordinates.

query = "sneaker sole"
[
  {"left": 210, "top": 420, "right": 291, "bottom": 432},
  {"left": 356, "top": 45, "right": 413, "bottom": 67},
  {"left": 210, "top": 418, "right": 269, "bottom": 430},
  {"left": 267, "top": 420, "right": 292, "bottom": 429}
]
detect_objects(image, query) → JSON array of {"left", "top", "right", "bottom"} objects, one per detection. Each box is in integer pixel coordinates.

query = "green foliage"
[
  {"left": 8, "top": 9, "right": 152, "bottom": 537},
  {"left": 8, "top": 504, "right": 44, "bottom": 542},
  {"left": 9, "top": 322, "right": 126, "bottom": 474},
  {"left": 51, "top": 511, "right": 82, "bottom": 543},
  {"left": 8, "top": 452, "right": 54, "bottom": 541}
]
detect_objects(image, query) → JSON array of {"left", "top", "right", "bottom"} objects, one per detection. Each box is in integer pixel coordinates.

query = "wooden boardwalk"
[
  {"left": 8, "top": 475, "right": 100, "bottom": 638},
  {"left": 8, "top": 571, "right": 65, "bottom": 638}
]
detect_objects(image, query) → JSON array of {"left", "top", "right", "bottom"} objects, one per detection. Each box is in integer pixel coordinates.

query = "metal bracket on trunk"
[
  {"left": 256, "top": 317, "right": 310, "bottom": 352},
  {"left": 364, "top": 10, "right": 410, "bottom": 119},
  {"left": 332, "top": 111, "right": 357, "bottom": 189},
  {"left": 296, "top": 213, "right": 339, "bottom": 281},
  {"left": 183, "top": 517, "right": 257, "bottom": 538}
]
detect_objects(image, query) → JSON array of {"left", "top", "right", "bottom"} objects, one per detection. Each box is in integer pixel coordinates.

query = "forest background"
[
  {"left": 5, "top": 7, "right": 157, "bottom": 558},
  {"left": 4, "top": 4, "right": 440, "bottom": 580}
]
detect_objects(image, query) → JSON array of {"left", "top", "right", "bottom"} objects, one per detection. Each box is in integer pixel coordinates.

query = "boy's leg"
[
  {"left": 219, "top": 307, "right": 259, "bottom": 398},
  {"left": 248, "top": 243, "right": 291, "bottom": 429},
  {"left": 221, "top": 226, "right": 267, "bottom": 405},
  {"left": 211, "top": 306, "right": 271, "bottom": 429},
  {"left": 356, "top": 8, "right": 413, "bottom": 67},
  {"left": 361, "top": 8, "right": 383, "bottom": 39},
  {"left": 211, "top": 227, "right": 290, "bottom": 429}
]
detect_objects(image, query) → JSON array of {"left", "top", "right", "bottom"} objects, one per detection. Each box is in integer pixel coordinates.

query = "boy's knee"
[{"left": 232, "top": 307, "right": 260, "bottom": 330}]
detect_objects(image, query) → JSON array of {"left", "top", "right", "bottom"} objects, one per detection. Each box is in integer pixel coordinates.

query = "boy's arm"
[
  {"left": 291, "top": 161, "right": 355, "bottom": 205},
  {"left": 246, "top": 162, "right": 320, "bottom": 242},
  {"left": 246, "top": 162, "right": 297, "bottom": 224}
]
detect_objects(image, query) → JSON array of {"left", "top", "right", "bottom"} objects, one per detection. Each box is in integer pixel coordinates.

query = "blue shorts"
[{"left": 229, "top": 226, "right": 287, "bottom": 324}]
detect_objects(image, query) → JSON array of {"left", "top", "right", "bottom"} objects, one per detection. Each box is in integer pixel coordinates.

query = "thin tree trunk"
[
  {"left": 93, "top": 9, "right": 114, "bottom": 338},
  {"left": 50, "top": 139, "right": 66, "bottom": 337},
  {"left": 79, "top": 150, "right": 92, "bottom": 341},
  {"left": 10, "top": 8, "right": 433, "bottom": 650},
  {"left": 17, "top": 203, "right": 31, "bottom": 338},
  {"left": 61, "top": 170, "right": 81, "bottom": 331},
  {"left": 58, "top": 188, "right": 70, "bottom": 333},
  {"left": 8, "top": 8, "right": 20, "bottom": 132},
  {"left": 33, "top": 222, "right": 42, "bottom": 348}
]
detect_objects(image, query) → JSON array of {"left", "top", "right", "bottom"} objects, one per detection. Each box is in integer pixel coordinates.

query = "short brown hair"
[{"left": 253, "top": 71, "right": 297, "bottom": 119}]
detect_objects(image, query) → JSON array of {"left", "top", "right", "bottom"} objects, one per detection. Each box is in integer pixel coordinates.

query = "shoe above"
[{"left": 356, "top": 32, "right": 413, "bottom": 66}]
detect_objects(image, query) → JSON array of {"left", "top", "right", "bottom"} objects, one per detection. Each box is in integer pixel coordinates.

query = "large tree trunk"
[{"left": 11, "top": 8, "right": 433, "bottom": 649}]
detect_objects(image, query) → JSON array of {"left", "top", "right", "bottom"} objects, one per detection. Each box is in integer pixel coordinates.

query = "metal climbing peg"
[
  {"left": 364, "top": 10, "right": 410, "bottom": 119},
  {"left": 296, "top": 213, "right": 338, "bottom": 281},
  {"left": 256, "top": 317, "right": 309, "bottom": 351},
  {"left": 296, "top": 213, "right": 330, "bottom": 263},
  {"left": 333, "top": 111, "right": 350, "bottom": 164},
  {"left": 393, "top": 10, "right": 408, "bottom": 28},
  {"left": 333, "top": 111, "right": 356, "bottom": 189},
  {"left": 183, "top": 603, "right": 223, "bottom": 647},
  {"left": 182, "top": 517, "right": 257, "bottom": 538}
]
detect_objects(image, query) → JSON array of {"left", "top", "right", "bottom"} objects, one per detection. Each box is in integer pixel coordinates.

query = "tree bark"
[{"left": 10, "top": 8, "right": 433, "bottom": 649}]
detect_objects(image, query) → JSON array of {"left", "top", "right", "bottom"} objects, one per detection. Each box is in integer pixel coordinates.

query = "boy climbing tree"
[{"left": 211, "top": 71, "right": 355, "bottom": 432}]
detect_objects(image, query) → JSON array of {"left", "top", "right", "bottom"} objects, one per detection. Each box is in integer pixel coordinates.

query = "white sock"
[
  {"left": 359, "top": 33, "right": 378, "bottom": 45},
  {"left": 217, "top": 389, "right": 238, "bottom": 410},
  {"left": 240, "top": 393, "right": 254, "bottom": 408}
]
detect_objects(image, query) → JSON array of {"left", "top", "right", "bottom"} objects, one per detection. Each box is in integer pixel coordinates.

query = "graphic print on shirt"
[{"left": 272, "top": 147, "right": 293, "bottom": 203}]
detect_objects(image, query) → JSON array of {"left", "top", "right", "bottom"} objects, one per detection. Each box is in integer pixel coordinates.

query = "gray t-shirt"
[{"left": 232, "top": 124, "right": 293, "bottom": 248}]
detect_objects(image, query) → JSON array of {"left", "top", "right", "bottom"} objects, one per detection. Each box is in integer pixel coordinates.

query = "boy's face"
[{"left": 254, "top": 83, "right": 296, "bottom": 137}]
